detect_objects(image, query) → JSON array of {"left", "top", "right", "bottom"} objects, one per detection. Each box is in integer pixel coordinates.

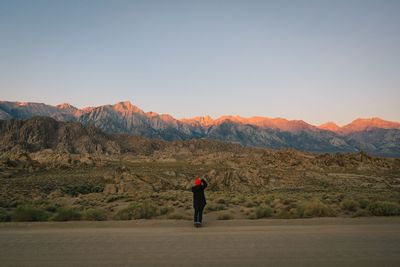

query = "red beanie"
[{"left": 194, "top": 178, "right": 201, "bottom": 186}]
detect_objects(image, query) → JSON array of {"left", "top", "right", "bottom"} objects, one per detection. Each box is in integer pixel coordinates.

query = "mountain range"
[{"left": 1, "top": 100, "right": 399, "bottom": 157}]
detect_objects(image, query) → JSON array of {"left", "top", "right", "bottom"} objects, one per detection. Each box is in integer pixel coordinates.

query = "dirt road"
[{"left": 1, "top": 217, "right": 399, "bottom": 267}]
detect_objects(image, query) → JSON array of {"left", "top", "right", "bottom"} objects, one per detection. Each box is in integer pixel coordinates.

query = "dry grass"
[
  {"left": 217, "top": 211, "right": 234, "bottom": 220},
  {"left": 1, "top": 152, "right": 399, "bottom": 221}
]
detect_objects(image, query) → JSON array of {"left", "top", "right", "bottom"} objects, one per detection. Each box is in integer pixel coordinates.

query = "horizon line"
[{"left": 1, "top": 99, "right": 399, "bottom": 128}]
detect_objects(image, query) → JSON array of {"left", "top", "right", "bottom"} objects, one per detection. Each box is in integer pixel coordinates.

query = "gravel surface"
[{"left": 0, "top": 217, "right": 399, "bottom": 267}]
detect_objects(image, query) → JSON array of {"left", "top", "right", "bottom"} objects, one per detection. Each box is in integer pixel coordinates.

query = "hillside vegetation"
[{"left": 0, "top": 117, "right": 399, "bottom": 222}]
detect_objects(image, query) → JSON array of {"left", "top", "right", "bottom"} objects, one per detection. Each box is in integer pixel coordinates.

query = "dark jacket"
[{"left": 191, "top": 179, "right": 208, "bottom": 208}]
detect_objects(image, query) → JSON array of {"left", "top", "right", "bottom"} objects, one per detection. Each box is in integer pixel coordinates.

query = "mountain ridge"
[
  {"left": 2, "top": 100, "right": 398, "bottom": 132},
  {"left": 1, "top": 100, "right": 399, "bottom": 157}
]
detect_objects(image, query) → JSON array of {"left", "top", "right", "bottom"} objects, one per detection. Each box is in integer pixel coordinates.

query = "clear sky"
[{"left": 1, "top": 0, "right": 399, "bottom": 126}]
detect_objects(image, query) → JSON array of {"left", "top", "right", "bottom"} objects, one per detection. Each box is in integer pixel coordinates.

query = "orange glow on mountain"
[
  {"left": 146, "top": 111, "right": 159, "bottom": 117},
  {"left": 181, "top": 116, "right": 215, "bottom": 126},
  {"left": 318, "top": 122, "right": 341, "bottom": 132},
  {"left": 112, "top": 101, "right": 144, "bottom": 114},
  {"left": 5, "top": 100, "right": 398, "bottom": 134},
  {"left": 181, "top": 115, "right": 317, "bottom": 132},
  {"left": 340, "top": 118, "right": 400, "bottom": 134},
  {"left": 317, "top": 118, "right": 400, "bottom": 134}
]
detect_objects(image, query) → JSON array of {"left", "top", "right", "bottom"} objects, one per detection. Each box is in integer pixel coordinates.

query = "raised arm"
[{"left": 201, "top": 179, "right": 208, "bottom": 189}]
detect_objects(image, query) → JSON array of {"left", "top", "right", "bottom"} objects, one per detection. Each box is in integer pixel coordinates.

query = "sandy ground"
[{"left": 0, "top": 217, "right": 400, "bottom": 267}]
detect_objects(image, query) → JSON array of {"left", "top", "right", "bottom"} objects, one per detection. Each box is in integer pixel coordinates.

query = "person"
[{"left": 191, "top": 177, "right": 208, "bottom": 227}]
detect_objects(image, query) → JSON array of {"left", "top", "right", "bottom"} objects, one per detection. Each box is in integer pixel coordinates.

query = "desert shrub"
[
  {"left": 0, "top": 208, "right": 11, "bottom": 222},
  {"left": 12, "top": 205, "right": 49, "bottom": 222},
  {"left": 244, "top": 201, "right": 255, "bottom": 208},
  {"left": 82, "top": 208, "right": 107, "bottom": 221},
  {"left": 114, "top": 208, "right": 131, "bottom": 220},
  {"left": 115, "top": 201, "right": 158, "bottom": 220},
  {"left": 240, "top": 207, "right": 254, "bottom": 216},
  {"left": 264, "top": 195, "right": 274, "bottom": 205},
  {"left": 216, "top": 198, "right": 227, "bottom": 204},
  {"left": 247, "top": 212, "right": 257, "bottom": 219},
  {"left": 352, "top": 209, "right": 371, "bottom": 217},
  {"left": 298, "top": 200, "right": 335, "bottom": 218},
  {"left": 217, "top": 212, "right": 234, "bottom": 220},
  {"left": 159, "top": 206, "right": 174, "bottom": 215},
  {"left": 44, "top": 203, "right": 60, "bottom": 213},
  {"left": 205, "top": 203, "right": 226, "bottom": 211},
  {"left": 288, "top": 208, "right": 301, "bottom": 218},
  {"left": 0, "top": 198, "right": 24, "bottom": 208},
  {"left": 275, "top": 208, "right": 300, "bottom": 219},
  {"left": 237, "top": 195, "right": 246, "bottom": 204},
  {"left": 357, "top": 198, "right": 370, "bottom": 209},
  {"left": 140, "top": 201, "right": 158, "bottom": 217},
  {"left": 61, "top": 183, "right": 103, "bottom": 197},
  {"left": 321, "top": 193, "right": 330, "bottom": 200},
  {"left": 321, "top": 194, "right": 337, "bottom": 205},
  {"left": 230, "top": 196, "right": 242, "bottom": 205},
  {"left": 52, "top": 207, "right": 82, "bottom": 221},
  {"left": 341, "top": 199, "right": 359, "bottom": 212},
  {"left": 368, "top": 201, "right": 400, "bottom": 216},
  {"left": 328, "top": 194, "right": 345, "bottom": 204},
  {"left": 286, "top": 202, "right": 298, "bottom": 210},
  {"left": 271, "top": 198, "right": 282, "bottom": 207},
  {"left": 252, "top": 197, "right": 262, "bottom": 206},
  {"left": 167, "top": 212, "right": 186, "bottom": 220},
  {"left": 105, "top": 195, "right": 125, "bottom": 203},
  {"left": 255, "top": 205, "right": 273, "bottom": 219},
  {"left": 273, "top": 203, "right": 285, "bottom": 212},
  {"left": 163, "top": 194, "right": 177, "bottom": 201},
  {"left": 283, "top": 198, "right": 293, "bottom": 205},
  {"left": 275, "top": 209, "right": 289, "bottom": 219}
]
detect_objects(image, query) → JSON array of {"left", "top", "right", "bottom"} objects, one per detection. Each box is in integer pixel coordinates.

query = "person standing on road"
[{"left": 191, "top": 177, "right": 207, "bottom": 227}]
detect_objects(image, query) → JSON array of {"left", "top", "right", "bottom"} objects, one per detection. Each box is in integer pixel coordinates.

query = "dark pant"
[{"left": 194, "top": 205, "right": 204, "bottom": 223}]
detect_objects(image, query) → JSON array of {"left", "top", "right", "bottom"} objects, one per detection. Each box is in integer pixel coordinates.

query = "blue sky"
[{"left": 1, "top": 0, "right": 399, "bottom": 125}]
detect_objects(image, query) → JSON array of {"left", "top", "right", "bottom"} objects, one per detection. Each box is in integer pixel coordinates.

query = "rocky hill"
[
  {"left": 1, "top": 100, "right": 399, "bottom": 157},
  {"left": 1, "top": 116, "right": 400, "bottom": 221},
  {"left": 0, "top": 117, "right": 120, "bottom": 154}
]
